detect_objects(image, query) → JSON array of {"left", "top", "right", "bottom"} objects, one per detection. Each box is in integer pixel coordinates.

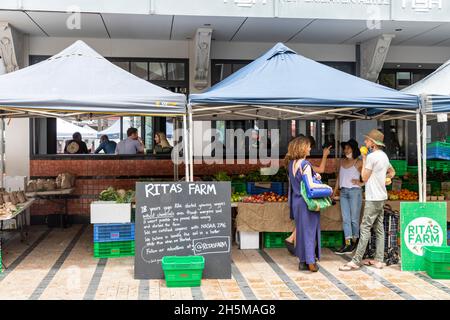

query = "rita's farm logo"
[{"left": 404, "top": 217, "right": 444, "bottom": 256}]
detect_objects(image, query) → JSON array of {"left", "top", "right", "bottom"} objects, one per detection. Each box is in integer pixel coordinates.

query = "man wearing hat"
[{"left": 340, "top": 129, "right": 395, "bottom": 271}]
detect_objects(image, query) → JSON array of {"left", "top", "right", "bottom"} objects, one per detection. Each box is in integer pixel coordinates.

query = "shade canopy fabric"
[
  {"left": 189, "top": 43, "right": 419, "bottom": 120},
  {"left": 56, "top": 118, "right": 98, "bottom": 139},
  {"left": 0, "top": 40, "right": 186, "bottom": 116},
  {"left": 402, "top": 59, "right": 450, "bottom": 114}
]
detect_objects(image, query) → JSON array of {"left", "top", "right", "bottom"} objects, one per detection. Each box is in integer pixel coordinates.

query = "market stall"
[
  {"left": 189, "top": 43, "right": 423, "bottom": 253},
  {"left": 0, "top": 40, "right": 188, "bottom": 267},
  {"left": 403, "top": 59, "right": 450, "bottom": 202},
  {"left": 0, "top": 40, "right": 189, "bottom": 185}
]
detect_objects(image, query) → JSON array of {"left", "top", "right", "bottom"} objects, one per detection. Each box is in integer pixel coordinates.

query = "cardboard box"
[{"left": 90, "top": 201, "right": 131, "bottom": 224}]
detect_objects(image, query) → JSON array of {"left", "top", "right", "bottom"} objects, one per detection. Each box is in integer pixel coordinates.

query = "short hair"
[
  {"left": 127, "top": 127, "right": 138, "bottom": 137},
  {"left": 100, "top": 135, "right": 109, "bottom": 142},
  {"left": 73, "top": 132, "right": 82, "bottom": 140}
]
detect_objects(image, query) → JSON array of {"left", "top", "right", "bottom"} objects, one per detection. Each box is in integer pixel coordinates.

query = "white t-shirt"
[{"left": 364, "top": 150, "right": 391, "bottom": 201}]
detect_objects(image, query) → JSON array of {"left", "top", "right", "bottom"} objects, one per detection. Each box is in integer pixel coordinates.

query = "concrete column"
[
  {"left": 359, "top": 34, "right": 394, "bottom": 82},
  {"left": 0, "top": 22, "right": 30, "bottom": 177}
]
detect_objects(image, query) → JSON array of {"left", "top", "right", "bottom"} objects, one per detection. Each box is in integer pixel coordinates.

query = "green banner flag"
[{"left": 400, "top": 202, "right": 447, "bottom": 271}]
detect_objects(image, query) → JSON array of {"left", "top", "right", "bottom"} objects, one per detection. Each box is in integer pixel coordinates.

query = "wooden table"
[{"left": 25, "top": 188, "right": 75, "bottom": 228}]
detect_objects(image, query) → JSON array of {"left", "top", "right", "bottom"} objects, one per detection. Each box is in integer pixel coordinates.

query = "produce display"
[
  {"left": 99, "top": 187, "right": 135, "bottom": 203},
  {"left": 242, "top": 195, "right": 265, "bottom": 204},
  {"left": 260, "top": 192, "right": 288, "bottom": 202},
  {"left": 0, "top": 202, "right": 19, "bottom": 217},
  {"left": 27, "top": 173, "right": 76, "bottom": 192},
  {"left": 0, "top": 190, "right": 28, "bottom": 217},
  {"left": 388, "top": 190, "right": 419, "bottom": 201},
  {"left": 231, "top": 192, "right": 247, "bottom": 203}
]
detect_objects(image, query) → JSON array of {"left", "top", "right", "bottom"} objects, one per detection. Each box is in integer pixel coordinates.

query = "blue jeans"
[{"left": 339, "top": 188, "right": 363, "bottom": 240}]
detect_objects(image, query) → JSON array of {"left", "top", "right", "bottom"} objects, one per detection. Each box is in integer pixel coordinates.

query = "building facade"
[{"left": 0, "top": 0, "right": 450, "bottom": 177}]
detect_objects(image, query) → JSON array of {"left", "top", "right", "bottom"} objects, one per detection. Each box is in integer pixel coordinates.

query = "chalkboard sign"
[{"left": 134, "top": 182, "right": 232, "bottom": 279}]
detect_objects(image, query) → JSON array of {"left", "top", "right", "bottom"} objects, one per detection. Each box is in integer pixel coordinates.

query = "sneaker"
[
  {"left": 335, "top": 244, "right": 354, "bottom": 255},
  {"left": 350, "top": 238, "right": 359, "bottom": 251}
]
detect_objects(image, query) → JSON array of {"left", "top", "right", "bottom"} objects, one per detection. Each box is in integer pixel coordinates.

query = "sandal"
[
  {"left": 362, "top": 259, "right": 384, "bottom": 269},
  {"left": 339, "top": 262, "right": 360, "bottom": 272}
]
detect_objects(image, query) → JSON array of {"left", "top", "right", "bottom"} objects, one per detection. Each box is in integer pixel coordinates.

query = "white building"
[{"left": 1, "top": 0, "right": 450, "bottom": 175}]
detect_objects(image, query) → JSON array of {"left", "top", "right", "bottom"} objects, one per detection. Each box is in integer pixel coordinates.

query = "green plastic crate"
[
  {"left": 424, "top": 259, "right": 450, "bottom": 279},
  {"left": 428, "top": 160, "right": 450, "bottom": 173},
  {"left": 321, "top": 231, "right": 344, "bottom": 248},
  {"left": 428, "top": 180, "right": 441, "bottom": 194},
  {"left": 407, "top": 166, "right": 418, "bottom": 174},
  {"left": 93, "top": 240, "right": 135, "bottom": 258},
  {"left": 231, "top": 182, "right": 247, "bottom": 194},
  {"left": 162, "top": 256, "right": 205, "bottom": 288},
  {"left": 424, "top": 246, "right": 450, "bottom": 263},
  {"left": 390, "top": 160, "right": 407, "bottom": 176},
  {"left": 402, "top": 183, "right": 419, "bottom": 192},
  {"left": 263, "top": 232, "right": 292, "bottom": 248}
]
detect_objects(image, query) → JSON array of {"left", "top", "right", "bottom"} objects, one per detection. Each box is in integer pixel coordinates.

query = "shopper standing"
[
  {"left": 334, "top": 139, "right": 363, "bottom": 254},
  {"left": 285, "top": 135, "right": 331, "bottom": 254},
  {"left": 286, "top": 136, "right": 332, "bottom": 272},
  {"left": 339, "top": 129, "right": 395, "bottom": 271}
]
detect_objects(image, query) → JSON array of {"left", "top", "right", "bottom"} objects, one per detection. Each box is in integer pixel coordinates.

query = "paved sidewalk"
[{"left": 0, "top": 225, "right": 449, "bottom": 300}]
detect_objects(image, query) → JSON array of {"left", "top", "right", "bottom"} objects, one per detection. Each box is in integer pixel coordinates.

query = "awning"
[{"left": 0, "top": 40, "right": 186, "bottom": 117}]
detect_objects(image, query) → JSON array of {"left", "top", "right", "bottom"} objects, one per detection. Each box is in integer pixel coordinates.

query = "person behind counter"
[
  {"left": 339, "top": 129, "right": 395, "bottom": 272},
  {"left": 286, "top": 136, "right": 333, "bottom": 272},
  {"left": 95, "top": 135, "right": 117, "bottom": 154},
  {"left": 115, "top": 127, "right": 145, "bottom": 155},
  {"left": 334, "top": 139, "right": 363, "bottom": 255},
  {"left": 153, "top": 132, "right": 173, "bottom": 155},
  {"left": 64, "top": 132, "right": 89, "bottom": 154}
]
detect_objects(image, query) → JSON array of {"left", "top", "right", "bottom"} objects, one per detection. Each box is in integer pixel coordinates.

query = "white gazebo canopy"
[{"left": 0, "top": 40, "right": 186, "bottom": 117}]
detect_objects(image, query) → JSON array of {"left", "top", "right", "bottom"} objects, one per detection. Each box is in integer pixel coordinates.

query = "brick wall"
[{"left": 30, "top": 158, "right": 337, "bottom": 218}]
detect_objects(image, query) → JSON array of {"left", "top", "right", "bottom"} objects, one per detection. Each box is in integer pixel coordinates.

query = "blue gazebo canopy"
[{"left": 190, "top": 43, "right": 419, "bottom": 118}]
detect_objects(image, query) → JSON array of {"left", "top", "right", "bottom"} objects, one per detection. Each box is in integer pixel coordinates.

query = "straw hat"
[{"left": 364, "top": 129, "right": 385, "bottom": 147}]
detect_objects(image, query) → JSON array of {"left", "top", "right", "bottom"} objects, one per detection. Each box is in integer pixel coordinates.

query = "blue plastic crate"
[
  {"left": 94, "top": 223, "right": 135, "bottom": 242},
  {"left": 427, "top": 143, "right": 450, "bottom": 160},
  {"left": 247, "top": 182, "right": 285, "bottom": 195}
]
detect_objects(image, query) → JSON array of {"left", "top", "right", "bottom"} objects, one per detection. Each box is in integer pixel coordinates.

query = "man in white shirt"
[{"left": 340, "top": 129, "right": 395, "bottom": 271}]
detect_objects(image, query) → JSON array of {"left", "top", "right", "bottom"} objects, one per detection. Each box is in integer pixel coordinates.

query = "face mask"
[{"left": 345, "top": 154, "right": 353, "bottom": 159}]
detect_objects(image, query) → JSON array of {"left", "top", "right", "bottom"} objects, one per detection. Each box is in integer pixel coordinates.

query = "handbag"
[
  {"left": 300, "top": 180, "right": 332, "bottom": 212},
  {"left": 301, "top": 161, "right": 333, "bottom": 199}
]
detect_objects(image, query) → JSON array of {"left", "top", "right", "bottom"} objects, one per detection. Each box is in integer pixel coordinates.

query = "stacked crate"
[
  {"left": 90, "top": 202, "right": 134, "bottom": 258},
  {"left": 93, "top": 223, "right": 135, "bottom": 258}
]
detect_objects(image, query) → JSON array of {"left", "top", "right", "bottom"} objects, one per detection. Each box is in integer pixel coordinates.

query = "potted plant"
[{"left": 437, "top": 193, "right": 446, "bottom": 201}]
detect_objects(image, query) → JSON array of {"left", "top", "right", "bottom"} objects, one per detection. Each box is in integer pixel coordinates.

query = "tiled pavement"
[{"left": 1, "top": 225, "right": 450, "bottom": 300}]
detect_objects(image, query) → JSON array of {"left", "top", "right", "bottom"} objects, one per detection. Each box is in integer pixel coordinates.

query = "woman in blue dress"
[{"left": 286, "top": 136, "right": 333, "bottom": 272}]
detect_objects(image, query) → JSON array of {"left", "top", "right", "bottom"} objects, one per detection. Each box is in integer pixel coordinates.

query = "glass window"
[
  {"left": 112, "top": 61, "right": 129, "bottom": 71},
  {"left": 131, "top": 62, "right": 148, "bottom": 80},
  {"left": 122, "top": 116, "right": 142, "bottom": 140},
  {"left": 165, "top": 118, "right": 174, "bottom": 146},
  {"left": 167, "top": 63, "right": 185, "bottom": 81},
  {"left": 144, "top": 117, "right": 153, "bottom": 151},
  {"left": 149, "top": 62, "right": 167, "bottom": 80},
  {"left": 396, "top": 72, "right": 412, "bottom": 89}
]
